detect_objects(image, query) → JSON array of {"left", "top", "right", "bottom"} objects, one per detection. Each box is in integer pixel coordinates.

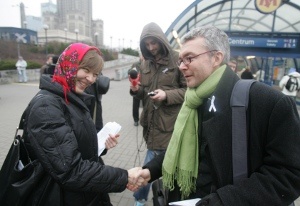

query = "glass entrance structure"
[{"left": 166, "top": 0, "right": 300, "bottom": 86}]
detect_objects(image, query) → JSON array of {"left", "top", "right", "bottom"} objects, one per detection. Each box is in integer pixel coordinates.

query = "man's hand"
[
  {"left": 196, "top": 193, "right": 223, "bottom": 206},
  {"left": 127, "top": 168, "right": 151, "bottom": 192},
  {"left": 150, "top": 89, "right": 166, "bottom": 102},
  {"left": 130, "top": 81, "right": 140, "bottom": 92}
]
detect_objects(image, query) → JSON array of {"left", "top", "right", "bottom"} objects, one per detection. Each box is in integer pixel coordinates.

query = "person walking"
[
  {"left": 227, "top": 57, "right": 237, "bottom": 73},
  {"left": 15, "top": 56, "right": 27, "bottom": 83},
  {"left": 132, "top": 26, "right": 300, "bottom": 205},
  {"left": 129, "top": 22, "right": 187, "bottom": 206},
  {"left": 40, "top": 54, "right": 54, "bottom": 76},
  {"left": 21, "top": 43, "right": 144, "bottom": 206}
]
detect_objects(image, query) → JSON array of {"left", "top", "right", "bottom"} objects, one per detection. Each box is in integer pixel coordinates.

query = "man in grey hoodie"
[{"left": 130, "top": 22, "right": 186, "bottom": 206}]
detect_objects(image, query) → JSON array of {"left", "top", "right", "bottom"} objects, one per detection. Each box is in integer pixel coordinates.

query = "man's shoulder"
[
  {"left": 41, "top": 64, "right": 49, "bottom": 69},
  {"left": 290, "top": 72, "right": 300, "bottom": 78},
  {"left": 250, "top": 81, "right": 284, "bottom": 101}
]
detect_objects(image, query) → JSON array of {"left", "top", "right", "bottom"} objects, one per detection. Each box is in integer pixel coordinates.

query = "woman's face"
[{"left": 75, "top": 68, "right": 98, "bottom": 94}]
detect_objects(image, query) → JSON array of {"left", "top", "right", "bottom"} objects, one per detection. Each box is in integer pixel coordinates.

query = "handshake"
[{"left": 127, "top": 167, "right": 151, "bottom": 191}]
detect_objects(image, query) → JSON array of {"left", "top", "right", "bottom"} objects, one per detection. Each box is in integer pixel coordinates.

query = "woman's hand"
[{"left": 105, "top": 134, "right": 119, "bottom": 150}]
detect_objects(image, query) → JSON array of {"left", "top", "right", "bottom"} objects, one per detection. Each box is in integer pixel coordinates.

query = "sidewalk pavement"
[{"left": 0, "top": 72, "right": 299, "bottom": 206}]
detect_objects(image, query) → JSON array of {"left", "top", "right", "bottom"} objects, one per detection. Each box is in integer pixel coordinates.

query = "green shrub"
[
  {"left": 27, "top": 61, "right": 42, "bottom": 69},
  {"left": 0, "top": 59, "right": 42, "bottom": 70},
  {"left": 121, "top": 48, "right": 139, "bottom": 56},
  {"left": 0, "top": 59, "right": 16, "bottom": 70}
]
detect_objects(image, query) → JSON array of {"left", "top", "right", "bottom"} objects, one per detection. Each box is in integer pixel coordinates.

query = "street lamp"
[
  {"left": 43, "top": 24, "right": 49, "bottom": 55},
  {"left": 64, "top": 28, "right": 68, "bottom": 43},
  {"left": 74, "top": 29, "right": 79, "bottom": 42},
  {"left": 94, "top": 32, "right": 99, "bottom": 47},
  {"left": 23, "top": 21, "right": 27, "bottom": 29},
  {"left": 110, "top": 36, "right": 112, "bottom": 52},
  {"left": 172, "top": 29, "right": 182, "bottom": 48}
]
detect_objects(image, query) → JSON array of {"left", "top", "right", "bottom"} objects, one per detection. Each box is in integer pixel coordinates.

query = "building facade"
[{"left": 23, "top": 0, "right": 103, "bottom": 47}]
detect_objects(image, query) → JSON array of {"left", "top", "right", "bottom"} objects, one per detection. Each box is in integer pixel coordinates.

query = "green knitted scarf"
[{"left": 162, "top": 65, "right": 226, "bottom": 199}]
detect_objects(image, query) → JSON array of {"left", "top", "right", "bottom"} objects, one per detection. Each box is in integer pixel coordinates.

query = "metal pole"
[
  {"left": 110, "top": 36, "right": 112, "bottom": 53},
  {"left": 75, "top": 29, "right": 79, "bottom": 42},
  {"left": 64, "top": 28, "right": 68, "bottom": 43},
  {"left": 17, "top": 42, "right": 20, "bottom": 57},
  {"left": 45, "top": 29, "right": 48, "bottom": 55}
]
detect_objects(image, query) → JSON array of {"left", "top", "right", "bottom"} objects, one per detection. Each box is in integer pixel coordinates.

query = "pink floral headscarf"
[{"left": 52, "top": 43, "right": 101, "bottom": 103}]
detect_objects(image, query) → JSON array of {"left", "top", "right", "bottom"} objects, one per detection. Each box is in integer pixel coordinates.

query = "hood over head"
[{"left": 139, "top": 22, "right": 173, "bottom": 61}]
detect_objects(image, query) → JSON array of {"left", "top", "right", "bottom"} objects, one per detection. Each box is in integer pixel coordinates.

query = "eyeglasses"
[{"left": 176, "top": 50, "right": 217, "bottom": 67}]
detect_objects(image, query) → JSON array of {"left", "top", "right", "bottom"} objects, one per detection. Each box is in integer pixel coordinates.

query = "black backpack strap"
[{"left": 230, "top": 79, "right": 256, "bottom": 184}]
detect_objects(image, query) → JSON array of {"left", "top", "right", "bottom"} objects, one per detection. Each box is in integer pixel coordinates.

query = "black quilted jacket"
[{"left": 23, "top": 75, "right": 127, "bottom": 206}]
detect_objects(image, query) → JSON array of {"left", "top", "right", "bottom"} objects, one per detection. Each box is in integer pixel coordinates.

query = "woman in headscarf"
[{"left": 23, "top": 43, "right": 141, "bottom": 206}]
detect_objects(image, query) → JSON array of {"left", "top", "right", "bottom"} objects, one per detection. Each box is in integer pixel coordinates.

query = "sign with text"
[
  {"left": 229, "top": 37, "right": 297, "bottom": 49},
  {"left": 255, "top": 0, "right": 282, "bottom": 14}
]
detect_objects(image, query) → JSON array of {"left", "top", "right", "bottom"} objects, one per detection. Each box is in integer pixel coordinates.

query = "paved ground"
[{"left": 0, "top": 68, "right": 299, "bottom": 205}]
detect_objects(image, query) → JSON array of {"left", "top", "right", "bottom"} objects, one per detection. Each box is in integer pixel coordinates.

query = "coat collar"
[{"left": 39, "top": 75, "right": 90, "bottom": 112}]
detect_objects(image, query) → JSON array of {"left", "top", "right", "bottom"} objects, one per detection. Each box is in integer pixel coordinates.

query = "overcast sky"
[{"left": 0, "top": 0, "right": 194, "bottom": 49}]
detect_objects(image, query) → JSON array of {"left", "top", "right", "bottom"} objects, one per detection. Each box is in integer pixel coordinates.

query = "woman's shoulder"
[{"left": 29, "top": 90, "right": 64, "bottom": 110}]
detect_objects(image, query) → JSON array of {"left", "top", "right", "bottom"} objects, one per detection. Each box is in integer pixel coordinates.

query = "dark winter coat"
[
  {"left": 23, "top": 75, "right": 128, "bottom": 206},
  {"left": 134, "top": 22, "right": 187, "bottom": 150},
  {"left": 145, "top": 67, "right": 300, "bottom": 205}
]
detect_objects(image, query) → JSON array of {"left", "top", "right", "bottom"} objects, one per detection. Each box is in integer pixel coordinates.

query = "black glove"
[{"left": 196, "top": 193, "right": 223, "bottom": 206}]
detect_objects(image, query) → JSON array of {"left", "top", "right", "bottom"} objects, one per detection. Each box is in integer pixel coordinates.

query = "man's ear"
[{"left": 213, "top": 51, "right": 224, "bottom": 68}]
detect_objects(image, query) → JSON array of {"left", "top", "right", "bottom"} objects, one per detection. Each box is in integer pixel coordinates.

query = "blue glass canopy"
[{"left": 166, "top": 0, "right": 300, "bottom": 58}]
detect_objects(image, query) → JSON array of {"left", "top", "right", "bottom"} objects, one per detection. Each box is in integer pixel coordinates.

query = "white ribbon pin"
[{"left": 209, "top": 95, "right": 216, "bottom": 112}]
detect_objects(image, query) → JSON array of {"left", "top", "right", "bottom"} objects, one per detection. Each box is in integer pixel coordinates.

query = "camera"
[{"left": 148, "top": 91, "right": 156, "bottom": 96}]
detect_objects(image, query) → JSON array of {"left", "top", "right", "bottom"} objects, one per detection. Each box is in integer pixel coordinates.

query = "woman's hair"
[{"left": 79, "top": 49, "right": 104, "bottom": 74}]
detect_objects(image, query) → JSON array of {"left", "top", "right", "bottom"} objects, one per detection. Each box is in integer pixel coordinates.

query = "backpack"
[{"left": 285, "top": 76, "right": 299, "bottom": 92}]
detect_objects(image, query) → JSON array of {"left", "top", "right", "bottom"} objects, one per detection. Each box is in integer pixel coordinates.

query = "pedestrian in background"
[
  {"left": 15, "top": 56, "right": 27, "bottom": 83},
  {"left": 227, "top": 57, "right": 237, "bottom": 73},
  {"left": 40, "top": 54, "right": 54, "bottom": 76},
  {"left": 43, "top": 55, "right": 59, "bottom": 75},
  {"left": 22, "top": 43, "right": 144, "bottom": 205},
  {"left": 129, "top": 22, "right": 186, "bottom": 206},
  {"left": 85, "top": 73, "right": 110, "bottom": 132},
  {"left": 279, "top": 67, "right": 300, "bottom": 100},
  {"left": 241, "top": 66, "right": 254, "bottom": 79},
  {"left": 133, "top": 26, "right": 300, "bottom": 205}
]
